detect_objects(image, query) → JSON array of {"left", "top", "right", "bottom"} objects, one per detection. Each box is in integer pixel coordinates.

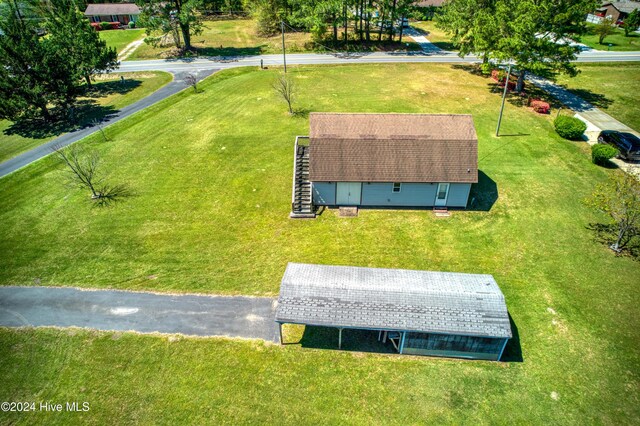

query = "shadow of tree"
[
  {"left": 586, "top": 222, "right": 640, "bottom": 259},
  {"left": 2, "top": 79, "right": 141, "bottom": 140},
  {"left": 451, "top": 64, "right": 613, "bottom": 112},
  {"left": 556, "top": 87, "right": 613, "bottom": 110},
  {"left": 3, "top": 103, "right": 119, "bottom": 140},
  {"left": 468, "top": 171, "right": 498, "bottom": 212}
]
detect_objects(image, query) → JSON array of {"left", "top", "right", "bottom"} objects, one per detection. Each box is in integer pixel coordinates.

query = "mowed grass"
[
  {"left": 555, "top": 62, "right": 640, "bottom": 130},
  {"left": 0, "top": 72, "right": 172, "bottom": 163},
  {"left": 0, "top": 64, "right": 638, "bottom": 423},
  {"left": 99, "top": 28, "right": 146, "bottom": 54},
  {"left": 129, "top": 19, "right": 312, "bottom": 59},
  {"left": 579, "top": 24, "right": 640, "bottom": 51}
]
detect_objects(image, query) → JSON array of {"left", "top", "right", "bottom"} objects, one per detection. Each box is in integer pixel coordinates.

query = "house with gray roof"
[
  {"left": 275, "top": 263, "right": 512, "bottom": 361},
  {"left": 291, "top": 113, "right": 479, "bottom": 218},
  {"left": 85, "top": 3, "right": 141, "bottom": 25}
]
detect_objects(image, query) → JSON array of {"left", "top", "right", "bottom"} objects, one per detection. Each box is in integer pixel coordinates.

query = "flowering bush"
[
  {"left": 90, "top": 22, "right": 100, "bottom": 31},
  {"left": 531, "top": 100, "right": 550, "bottom": 114},
  {"left": 491, "top": 69, "right": 520, "bottom": 91}
]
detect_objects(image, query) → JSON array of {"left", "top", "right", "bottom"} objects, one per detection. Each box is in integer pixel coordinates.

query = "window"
[{"left": 392, "top": 183, "right": 401, "bottom": 193}]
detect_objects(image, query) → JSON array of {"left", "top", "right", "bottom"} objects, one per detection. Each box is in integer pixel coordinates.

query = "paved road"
[
  {"left": 1, "top": 49, "right": 639, "bottom": 180},
  {"left": 118, "top": 50, "right": 640, "bottom": 73},
  {"left": 0, "top": 286, "right": 280, "bottom": 342},
  {"left": 0, "top": 69, "right": 218, "bottom": 179}
]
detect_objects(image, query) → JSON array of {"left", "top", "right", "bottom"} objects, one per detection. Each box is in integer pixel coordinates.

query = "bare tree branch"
[{"left": 272, "top": 73, "right": 295, "bottom": 115}]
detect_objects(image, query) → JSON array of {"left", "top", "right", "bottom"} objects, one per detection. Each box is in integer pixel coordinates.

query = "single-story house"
[
  {"left": 593, "top": 1, "right": 640, "bottom": 24},
  {"left": 84, "top": 3, "right": 141, "bottom": 25},
  {"left": 415, "top": 0, "right": 446, "bottom": 7},
  {"left": 290, "top": 113, "right": 478, "bottom": 217},
  {"left": 275, "top": 263, "right": 513, "bottom": 361}
]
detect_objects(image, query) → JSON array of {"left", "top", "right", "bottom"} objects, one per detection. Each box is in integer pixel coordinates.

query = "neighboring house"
[
  {"left": 415, "top": 0, "right": 446, "bottom": 7},
  {"left": 84, "top": 3, "right": 141, "bottom": 25},
  {"left": 591, "top": 1, "right": 640, "bottom": 24},
  {"left": 290, "top": 113, "right": 478, "bottom": 218},
  {"left": 275, "top": 263, "right": 513, "bottom": 361}
]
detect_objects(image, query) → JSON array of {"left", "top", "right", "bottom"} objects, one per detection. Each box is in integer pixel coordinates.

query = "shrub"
[
  {"left": 592, "top": 144, "right": 619, "bottom": 165},
  {"left": 90, "top": 22, "right": 100, "bottom": 31},
  {"left": 99, "top": 22, "right": 112, "bottom": 31},
  {"left": 109, "top": 22, "right": 121, "bottom": 30},
  {"left": 531, "top": 100, "right": 550, "bottom": 114},
  {"left": 128, "top": 21, "right": 136, "bottom": 29},
  {"left": 554, "top": 115, "right": 587, "bottom": 140}
]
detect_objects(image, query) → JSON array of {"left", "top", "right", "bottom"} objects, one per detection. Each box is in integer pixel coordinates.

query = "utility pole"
[
  {"left": 281, "top": 21, "right": 287, "bottom": 73},
  {"left": 496, "top": 63, "right": 512, "bottom": 137}
]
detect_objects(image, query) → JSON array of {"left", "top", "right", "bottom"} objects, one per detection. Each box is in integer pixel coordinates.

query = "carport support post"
[
  {"left": 497, "top": 337, "right": 509, "bottom": 361},
  {"left": 278, "top": 322, "right": 283, "bottom": 345},
  {"left": 399, "top": 331, "right": 406, "bottom": 354},
  {"left": 338, "top": 328, "right": 343, "bottom": 349}
]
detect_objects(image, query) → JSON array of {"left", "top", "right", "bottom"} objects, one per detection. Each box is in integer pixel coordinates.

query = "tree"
[
  {"left": 595, "top": 17, "right": 615, "bottom": 44},
  {"left": 587, "top": 173, "right": 640, "bottom": 252},
  {"left": 137, "top": 0, "right": 204, "bottom": 51},
  {"left": 437, "top": 0, "right": 597, "bottom": 92},
  {"left": 0, "top": 0, "right": 119, "bottom": 121},
  {"left": 623, "top": 9, "right": 640, "bottom": 37},
  {"left": 55, "top": 144, "right": 128, "bottom": 204},
  {"left": 43, "top": 0, "right": 118, "bottom": 89},
  {"left": 183, "top": 72, "right": 199, "bottom": 92},
  {"left": 272, "top": 73, "right": 295, "bottom": 114}
]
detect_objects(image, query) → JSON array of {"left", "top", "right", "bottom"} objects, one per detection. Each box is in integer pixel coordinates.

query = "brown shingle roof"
[
  {"left": 308, "top": 113, "right": 478, "bottom": 183},
  {"left": 84, "top": 3, "right": 141, "bottom": 16}
]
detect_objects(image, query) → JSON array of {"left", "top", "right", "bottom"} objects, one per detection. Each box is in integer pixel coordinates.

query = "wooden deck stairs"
[{"left": 290, "top": 138, "right": 316, "bottom": 219}]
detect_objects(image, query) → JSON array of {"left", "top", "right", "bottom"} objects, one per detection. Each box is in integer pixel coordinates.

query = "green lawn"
[
  {"left": 411, "top": 20, "right": 458, "bottom": 51},
  {"left": 555, "top": 62, "right": 640, "bottom": 130},
  {"left": 99, "top": 29, "right": 146, "bottom": 55},
  {"left": 130, "top": 19, "right": 313, "bottom": 60},
  {"left": 0, "top": 64, "right": 638, "bottom": 423},
  {"left": 0, "top": 72, "right": 172, "bottom": 163},
  {"left": 129, "top": 19, "right": 420, "bottom": 60},
  {"left": 578, "top": 23, "right": 640, "bottom": 51}
]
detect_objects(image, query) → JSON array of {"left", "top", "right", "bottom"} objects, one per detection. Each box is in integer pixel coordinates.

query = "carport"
[{"left": 275, "top": 263, "right": 512, "bottom": 361}]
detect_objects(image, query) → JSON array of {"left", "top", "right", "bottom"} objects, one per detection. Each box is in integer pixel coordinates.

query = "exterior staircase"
[{"left": 290, "top": 137, "right": 316, "bottom": 218}]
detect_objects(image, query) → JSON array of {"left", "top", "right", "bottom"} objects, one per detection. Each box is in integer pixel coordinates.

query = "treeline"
[{"left": 244, "top": 0, "right": 416, "bottom": 42}]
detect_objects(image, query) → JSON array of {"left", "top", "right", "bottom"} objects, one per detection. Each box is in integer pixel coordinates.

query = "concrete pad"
[{"left": 0, "top": 286, "right": 280, "bottom": 342}]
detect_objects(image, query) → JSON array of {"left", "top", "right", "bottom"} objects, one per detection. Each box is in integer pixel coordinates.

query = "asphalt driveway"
[{"left": 0, "top": 286, "right": 280, "bottom": 342}]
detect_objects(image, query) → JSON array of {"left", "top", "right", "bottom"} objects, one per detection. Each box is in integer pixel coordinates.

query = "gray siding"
[
  {"left": 361, "top": 183, "right": 437, "bottom": 207},
  {"left": 446, "top": 183, "right": 472, "bottom": 208},
  {"left": 312, "top": 181, "right": 472, "bottom": 208},
  {"left": 312, "top": 182, "right": 336, "bottom": 205}
]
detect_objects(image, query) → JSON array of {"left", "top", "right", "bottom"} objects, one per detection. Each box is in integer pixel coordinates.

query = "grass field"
[
  {"left": 578, "top": 24, "right": 640, "bottom": 51},
  {"left": 555, "top": 62, "right": 640, "bottom": 130},
  {"left": 129, "top": 19, "right": 313, "bottom": 59},
  {"left": 129, "top": 19, "right": 420, "bottom": 60},
  {"left": 410, "top": 20, "right": 457, "bottom": 51},
  {"left": 99, "top": 29, "right": 146, "bottom": 55},
  {"left": 0, "top": 72, "right": 172, "bottom": 163},
  {"left": 0, "top": 64, "right": 638, "bottom": 423}
]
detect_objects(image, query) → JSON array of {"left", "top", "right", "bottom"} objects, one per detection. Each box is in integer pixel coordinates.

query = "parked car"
[{"left": 597, "top": 130, "right": 640, "bottom": 161}]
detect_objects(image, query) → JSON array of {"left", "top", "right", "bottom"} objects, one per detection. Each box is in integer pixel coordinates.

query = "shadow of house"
[
  {"left": 500, "top": 314, "right": 523, "bottom": 362},
  {"left": 467, "top": 171, "right": 498, "bottom": 211}
]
